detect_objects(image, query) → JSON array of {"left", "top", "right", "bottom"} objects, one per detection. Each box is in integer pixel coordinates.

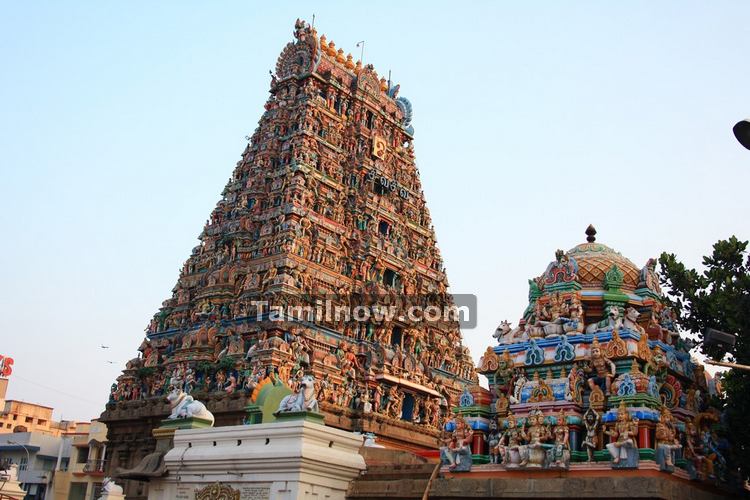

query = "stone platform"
[
  {"left": 147, "top": 417, "right": 366, "bottom": 500},
  {"left": 347, "top": 461, "right": 742, "bottom": 500}
]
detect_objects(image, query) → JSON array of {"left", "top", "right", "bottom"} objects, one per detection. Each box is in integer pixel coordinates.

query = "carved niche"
[{"left": 195, "top": 482, "right": 241, "bottom": 500}]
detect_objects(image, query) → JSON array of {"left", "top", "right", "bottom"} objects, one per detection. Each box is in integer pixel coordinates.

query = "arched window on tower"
[
  {"left": 401, "top": 393, "right": 415, "bottom": 421},
  {"left": 378, "top": 220, "right": 391, "bottom": 236},
  {"left": 390, "top": 326, "right": 402, "bottom": 347},
  {"left": 383, "top": 268, "right": 399, "bottom": 288}
]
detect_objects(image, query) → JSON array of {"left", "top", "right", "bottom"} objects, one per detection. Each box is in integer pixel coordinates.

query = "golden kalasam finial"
[
  {"left": 336, "top": 48, "right": 345, "bottom": 63},
  {"left": 379, "top": 76, "right": 387, "bottom": 91},
  {"left": 355, "top": 59, "right": 362, "bottom": 72},
  {"left": 327, "top": 40, "right": 336, "bottom": 56},
  {"left": 345, "top": 53, "right": 355, "bottom": 70}
]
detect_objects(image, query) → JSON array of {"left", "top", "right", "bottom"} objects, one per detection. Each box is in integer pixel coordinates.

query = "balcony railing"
[{"left": 83, "top": 459, "right": 107, "bottom": 473}]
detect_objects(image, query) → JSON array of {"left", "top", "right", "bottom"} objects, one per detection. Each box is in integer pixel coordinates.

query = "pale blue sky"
[{"left": 1, "top": 1, "right": 748, "bottom": 421}]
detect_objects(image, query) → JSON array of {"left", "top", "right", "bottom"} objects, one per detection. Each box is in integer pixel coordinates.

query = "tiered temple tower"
[{"left": 100, "top": 19, "right": 477, "bottom": 495}]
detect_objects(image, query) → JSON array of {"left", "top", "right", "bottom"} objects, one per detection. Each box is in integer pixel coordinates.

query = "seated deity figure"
[
  {"left": 562, "top": 295, "right": 585, "bottom": 334},
  {"left": 440, "top": 416, "right": 474, "bottom": 472},
  {"left": 605, "top": 402, "right": 639, "bottom": 467},
  {"left": 585, "top": 338, "right": 617, "bottom": 395},
  {"left": 524, "top": 409, "right": 552, "bottom": 467},
  {"left": 655, "top": 406, "right": 682, "bottom": 471}
]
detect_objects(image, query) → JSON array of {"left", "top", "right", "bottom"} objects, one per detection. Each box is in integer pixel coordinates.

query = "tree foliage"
[{"left": 659, "top": 236, "right": 750, "bottom": 478}]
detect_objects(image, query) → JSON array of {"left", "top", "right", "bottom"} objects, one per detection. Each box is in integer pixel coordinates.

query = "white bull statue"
[{"left": 277, "top": 374, "right": 319, "bottom": 413}]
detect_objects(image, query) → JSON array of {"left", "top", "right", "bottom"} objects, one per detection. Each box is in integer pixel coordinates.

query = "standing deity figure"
[
  {"left": 361, "top": 389, "right": 372, "bottom": 413},
  {"left": 502, "top": 413, "right": 529, "bottom": 467},
  {"left": 510, "top": 368, "right": 527, "bottom": 404},
  {"left": 585, "top": 338, "right": 617, "bottom": 395},
  {"left": 605, "top": 401, "right": 639, "bottom": 467},
  {"left": 372, "top": 385, "right": 384, "bottom": 414},
  {"left": 582, "top": 407, "right": 600, "bottom": 462},
  {"left": 548, "top": 410, "right": 570, "bottom": 468},
  {"left": 440, "top": 416, "right": 474, "bottom": 472},
  {"left": 485, "top": 419, "right": 503, "bottom": 465},
  {"left": 494, "top": 350, "right": 514, "bottom": 395}
]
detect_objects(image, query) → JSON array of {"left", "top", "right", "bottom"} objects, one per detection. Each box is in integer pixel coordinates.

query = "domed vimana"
[
  {"left": 100, "top": 19, "right": 477, "bottom": 498},
  {"left": 458, "top": 225, "right": 734, "bottom": 494}
]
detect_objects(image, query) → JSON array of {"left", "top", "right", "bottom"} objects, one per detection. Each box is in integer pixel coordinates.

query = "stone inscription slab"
[
  {"left": 175, "top": 485, "right": 192, "bottom": 499},
  {"left": 240, "top": 485, "right": 271, "bottom": 500}
]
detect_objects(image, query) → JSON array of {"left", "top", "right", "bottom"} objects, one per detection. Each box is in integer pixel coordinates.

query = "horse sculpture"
[
  {"left": 166, "top": 379, "right": 215, "bottom": 424},
  {"left": 277, "top": 374, "right": 319, "bottom": 413}
]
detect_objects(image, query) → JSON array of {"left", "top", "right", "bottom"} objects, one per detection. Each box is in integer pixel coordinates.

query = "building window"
[
  {"left": 19, "top": 456, "right": 27, "bottom": 471},
  {"left": 69, "top": 482, "right": 87, "bottom": 500},
  {"left": 24, "top": 416, "right": 32, "bottom": 423},
  {"left": 76, "top": 447, "right": 88, "bottom": 464},
  {"left": 378, "top": 220, "right": 391, "bottom": 236}
]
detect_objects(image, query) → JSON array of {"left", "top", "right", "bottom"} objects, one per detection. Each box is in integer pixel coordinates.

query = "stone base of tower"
[
  {"left": 146, "top": 418, "right": 366, "bottom": 500},
  {"left": 347, "top": 463, "right": 741, "bottom": 500}
]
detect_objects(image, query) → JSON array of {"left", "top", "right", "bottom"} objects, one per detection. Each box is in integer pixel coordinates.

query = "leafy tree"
[{"left": 659, "top": 236, "right": 750, "bottom": 478}]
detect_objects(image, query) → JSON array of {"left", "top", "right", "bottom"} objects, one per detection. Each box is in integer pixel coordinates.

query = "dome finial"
[{"left": 585, "top": 224, "right": 597, "bottom": 243}]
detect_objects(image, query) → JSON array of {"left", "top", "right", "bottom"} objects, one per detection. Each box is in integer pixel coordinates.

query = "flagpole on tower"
[{"left": 356, "top": 41, "right": 365, "bottom": 65}]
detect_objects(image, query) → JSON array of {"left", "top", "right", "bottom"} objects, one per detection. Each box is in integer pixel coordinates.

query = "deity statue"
[
  {"left": 494, "top": 392, "right": 510, "bottom": 417},
  {"left": 604, "top": 401, "right": 639, "bottom": 468},
  {"left": 585, "top": 338, "right": 617, "bottom": 395},
  {"left": 485, "top": 419, "right": 503, "bottom": 465},
  {"left": 639, "top": 258, "right": 661, "bottom": 294},
  {"left": 562, "top": 294, "right": 585, "bottom": 334},
  {"left": 440, "top": 416, "right": 474, "bottom": 472},
  {"left": 524, "top": 409, "right": 551, "bottom": 468},
  {"left": 509, "top": 368, "right": 527, "bottom": 404},
  {"left": 582, "top": 407, "right": 600, "bottom": 462},
  {"left": 494, "top": 350, "right": 514, "bottom": 394},
  {"left": 548, "top": 410, "right": 570, "bottom": 469},
  {"left": 501, "top": 412, "right": 528, "bottom": 467},
  {"left": 386, "top": 385, "right": 404, "bottom": 419},
  {"left": 372, "top": 384, "right": 384, "bottom": 413},
  {"left": 655, "top": 406, "right": 682, "bottom": 471}
]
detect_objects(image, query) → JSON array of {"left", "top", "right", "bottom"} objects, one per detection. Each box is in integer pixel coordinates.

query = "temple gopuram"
[
  {"left": 424, "top": 225, "right": 739, "bottom": 499},
  {"left": 100, "top": 19, "right": 477, "bottom": 499}
]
